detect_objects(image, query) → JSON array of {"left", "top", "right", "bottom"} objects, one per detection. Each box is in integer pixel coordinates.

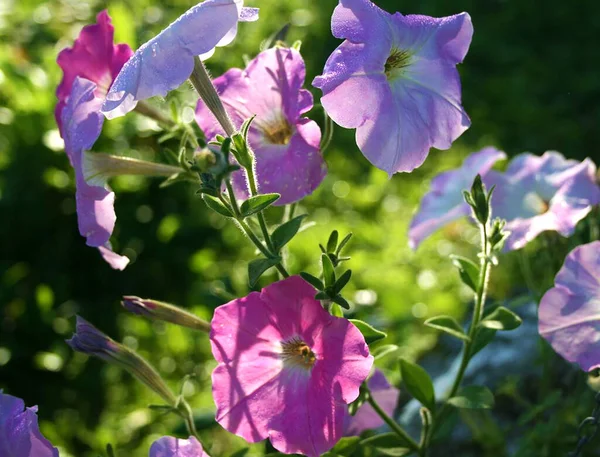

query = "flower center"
[
  {"left": 281, "top": 336, "right": 316, "bottom": 370},
  {"left": 262, "top": 118, "right": 293, "bottom": 145},
  {"left": 385, "top": 48, "right": 412, "bottom": 81},
  {"left": 523, "top": 192, "right": 550, "bottom": 215}
]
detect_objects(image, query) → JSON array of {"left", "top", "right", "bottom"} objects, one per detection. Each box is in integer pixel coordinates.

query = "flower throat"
[{"left": 385, "top": 48, "right": 412, "bottom": 80}]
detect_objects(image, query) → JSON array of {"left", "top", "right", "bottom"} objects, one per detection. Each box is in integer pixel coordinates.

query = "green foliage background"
[{"left": 0, "top": 0, "right": 599, "bottom": 456}]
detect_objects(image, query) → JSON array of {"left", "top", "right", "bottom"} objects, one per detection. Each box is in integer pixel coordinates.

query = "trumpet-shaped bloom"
[
  {"left": 0, "top": 392, "right": 58, "bottom": 457},
  {"left": 487, "top": 151, "right": 600, "bottom": 250},
  {"left": 102, "top": 0, "right": 259, "bottom": 119},
  {"left": 313, "top": 0, "right": 472, "bottom": 175},
  {"left": 539, "top": 241, "right": 600, "bottom": 371},
  {"left": 345, "top": 370, "right": 399, "bottom": 436},
  {"left": 210, "top": 276, "right": 373, "bottom": 457},
  {"left": 55, "top": 10, "right": 133, "bottom": 134},
  {"left": 149, "top": 436, "right": 209, "bottom": 457},
  {"left": 61, "top": 77, "right": 129, "bottom": 269},
  {"left": 408, "top": 147, "right": 506, "bottom": 248},
  {"left": 195, "top": 47, "right": 326, "bottom": 204}
]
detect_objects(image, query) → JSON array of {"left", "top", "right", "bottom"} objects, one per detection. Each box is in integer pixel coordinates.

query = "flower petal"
[{"left": 149, "top": 436, "right": 207, "bottom": 457}]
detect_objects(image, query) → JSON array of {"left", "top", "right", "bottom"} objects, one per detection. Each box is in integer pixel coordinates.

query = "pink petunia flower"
[
  {"left": 487, "top": 151, "right": 600, "bottom": 251},
  {"left": 210, "top": 276, "right": 373, "bottom": 456},
  {"left": 149, "top": 436, "right": 209, "bottom": 457},
  {"left": 313, "top": 0, "right": 472, "bottom": 175},
  {"left": 408, "top": 147, "right": 506, "bottom": 249},
  {"left": 102, "top": 0, "right": 259, "bottom": 119},
  {"left": 0, "top": 392, "right": 59, "bottom": 457},
  {"left": 538, "top": 241, "right": 600, "bottom": 371},
  {"left": 195, "top": 47, "right": 326, "bottom": 204},
  {"left": 56, "top": 10, "right": 131, "bottom": 269},
  {"left": 345, "top": 369, "right": 399, "bottom": 436},
  {"left": 55, "top": 10, "right": 133, "bottom": 135}
]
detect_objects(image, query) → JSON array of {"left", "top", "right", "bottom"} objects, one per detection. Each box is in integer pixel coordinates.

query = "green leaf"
[
  {"left": 202, "top": 195, "right": 233, "bottom": 217},
  {"left": 448, "top": 385, "right": 495, "bottom": 409},
  {"left": 327, "top": 230, "right": 339, "bottom": 253},
  {"left": 349, "top": 319, "right": 386, "bottom": 345},
  {"left": 334, "top": 269, "right": 352, "bottom": 294},
  {"left": 470, "top": 327, "right": 497, "bottom": 357},
  {"left": 330, "top": 303, "right": 344, "bottom": 317},
  {"left": 329, "top": 437, "right": 360, "bottom": 456},
  {"left": 240, "top": 115, "right": 256, "bottom": 141},
  {"left": 315, "top": 291, "right": 329, "bottom": 300},
  {"left": 359, "top": 433, "right": 412, "bottom": 456},
  {"left": 336, "top": 232, "right": 353, "bottom": 255},
  {"left": 248, "top": 257, "right": 281, "bottom": 287},
  {"left": 450, "top": 255, "right": 480, "bottom": 291},
  {"left": 271, "top": 215, "right": 306, "bottom": 251},
  {"left": 230, "top": 449, "right": 250, "bottom": 457},
  {"left": 321, "top": 253, "right": 336, "bottom": 287},
  {"left": 399, "top": 358, "right": 435, "bottom": 410},
  {"left": 239, "top": 193, "right": 280, "bottom": 217},
  {"left": 332, "top": 294, "right": 351, "bottom": 310},
  {"left": 470, "top": 174, "right": 489, "bottom": 224},
  {"left": 372, "top": 344, "right": 399, "bottom": 360},
  {"left": 480, "top": 306, "right": 522, "bottom": 331},
  {"left": 424, "top": 315, "right": 470, "bottom": 342},
  {"left": 299, "top": 272, "right": 324, "bottom": 291}
]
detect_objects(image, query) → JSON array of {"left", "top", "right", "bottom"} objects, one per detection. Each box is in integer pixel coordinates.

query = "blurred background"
[{"left": 1, "top": 0, "right": 599, "bottom": 456}]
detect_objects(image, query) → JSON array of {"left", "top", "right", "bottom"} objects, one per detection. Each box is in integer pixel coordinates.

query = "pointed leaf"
[
  {"left": 327, "top": 230, "right": 339, "bottom": 253},
  {"left": 332, "top": 294, "right": 351, "bottom": 310},
  {"left": 359, "top": 433, "right": 412, "bottom": 456},
  {"left": 349, "top": 319, "right": 386, "bottom": 345},
  {"left": 424, "top": 315, "right": 470, "bottom": 342},
  {"left": 248, "top": 257, "right": 281, "bottom": 287},
  {"left": 480, "top": 306, "right": 522, "bottom": 331},
  {"left": 399, "top": 358, "right": 435, "bottom": 411},
  {"left": 321, "top": 253, "right": 336, "bottom": 287},
  {"left": 372, "top": 344, "right": 399, "bottom": 360},
  {"left": 202, "top": 194, "right": 233, "bottom": 217},
  {"left": 450, "top": 255, "right": 479, "bottom": 291},
  {"left": 334, "top": 269, "right": 352, "bottom": 294},
  {"left": 336, "top": 232, "right": 353, "bottom": 255},
  {"left": 448, "top": 385, "right": 495, "bottom": 409},
  {"left": 271, "top": 215, "right": 306, "bottom": 251},
  {"left": 470, "top": 327, "right": 497, "bottom": 357},
  {"left": 239, "top": 193, "right": 280, "bottom": 217},
  {"left": 300, "top": 272, "right": 324, "bottom": 291}
]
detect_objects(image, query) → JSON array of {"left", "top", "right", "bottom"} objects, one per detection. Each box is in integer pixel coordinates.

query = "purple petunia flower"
[
  {"left": 61, "top": 77, "right": 129, "bottom": 270},
  {"left": 345, "top": 369, "right": 399, "bottom": 436},
  {"left": 102, "top": 0, "right": 259, "bottom": 119},
  {"left": 0, "top": 392, "right": 59, "bottom": 457},
  {"left": 195, "top": 47, "right": 326, "bottom": 204},
  {"left": 538, "top": 241, "right": 600, "bottom": 371},
  {"left": 487, "top": 151, "right": 600, "bottom": 250},
  {"left": 149, "top": 436, "right": 209, "bottom": 457},
  {"left": 210, "top": 276, "right": 373, "bottom": 457},
  {"left": 313, "top": 0, "right": 472, "bottom": 175},
  {"left": 408, "top": 147, "right": 506, "bottom": 249},
  {"left": 55, "top": 10, "right": 133, "bottom": 135}
]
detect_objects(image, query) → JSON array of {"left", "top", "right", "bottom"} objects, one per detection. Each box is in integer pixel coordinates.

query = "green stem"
[
  {"left": 244, "top": 155, "right": 277, "bottom": 254},
  {"left": 366, "top": 387, "right": 422, "bottom": 455},
  {"left": 178, "top": 399, "right": 203, "bottom": 444},
  {"left": 225, "top": 179, "right": 241, "bottom": 217},
  {"left": 424, "top": 223, "right": 493, "bottom": 452}
]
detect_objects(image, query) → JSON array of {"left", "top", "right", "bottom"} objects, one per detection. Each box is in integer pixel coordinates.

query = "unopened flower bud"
[
  {"left": 67, "top": 316, "right": 176, "bottom": 405},
  {"left": 122, "top": 296, "right": 210, "bottom": 333}
]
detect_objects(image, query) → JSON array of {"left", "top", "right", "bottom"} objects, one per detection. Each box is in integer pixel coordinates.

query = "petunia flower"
[
  {"left": 313, "top": 0, "right": 472, "bottom": 175},
  {"left": 149, "top": 436, "right": 209, "bottom": 457},
  {"left": 195, "top": 47, "right": 326, "bottom": 204},
  {"left": 408, "top": 147, "right": 506, "bottom": 249},
  {"left": 61, "top": 77, "right": 129, "bottom": 269},
  {"left": 538, "top": 241, "right": 600, "bottom": 371},
  {"left": 210, "top": 275, "right": 373, "bottom": 457},
  {"left": 55, "top": 10, "right": 133, "bottom": 135},
  {"left": 486, "top": 151, "right": 600, "bottom": 251},
  {"left": 0, "top": 391, "right": 59, "bottom": 457},
  {"left": 345, "top": 369, "right": 399, "bottom": 436},
  {"left": 102, "top": 0, "right": 259, "bottom": 119}
]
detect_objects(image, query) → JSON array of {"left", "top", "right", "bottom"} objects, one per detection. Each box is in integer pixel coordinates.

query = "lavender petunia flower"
[
  {"left": 55, "top": 10, "right": 133, "bottom": 135},
  {"left": 345, "top": 369, "right": 399, "bottom": 436},
  {"left": 408, "top": 147, "right": 506, "bottom": 249},
  {"left": 61, "top": 77, "right": 129, "bottom": 269},
  {"left": 210, "top": 276, "right": 373, "bottom": 456},
  {"left": 149, "top": 436, "right": 209, "bottom": 457},
  {"left": 487, "top": 151, "right": 600, "bottom": 251},
  {"left": 313, "top": 0, "right": 472, "bottom": 175},
  {"left": 102, "top": 0, "right": 259, "bottom": 119},
  {"left": 539, "top": 241, "right": 600, "bottom": 371},
  {"left": 195, "top": 47, "right": 326, "bottom": 204},
  {"left": 0, "top": 392, "right": 59, "bottom": 457}
]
